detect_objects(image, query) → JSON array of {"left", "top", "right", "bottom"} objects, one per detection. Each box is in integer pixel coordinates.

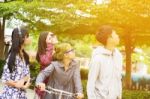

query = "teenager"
[
  {"left": 87, "top": 25, "right": 123, "bottom": 99},
  {"left": 0, "top": 27, "right": 31, "bottom": 99},
  {"left": 36, "top": 43, "right": 84, "bottom": 99}
]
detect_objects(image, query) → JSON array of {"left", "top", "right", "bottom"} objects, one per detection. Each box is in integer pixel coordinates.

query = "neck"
[
  {"left": 63, "top": 58, "right": 71, "bottom": 71},
  {"left": 21, "top": 44, "right": 24, "bottom": 51},
  {"left": 105, "top": 44, "right": 115, "bottom": 52}
]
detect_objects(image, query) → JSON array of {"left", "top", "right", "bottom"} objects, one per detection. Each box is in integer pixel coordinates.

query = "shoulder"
[
  {"left": 115, "top": 49, "right": 122, "bottom": 58},
  {"left": 91, "top": 46, "right": 105, "bottom": 60},
  {"left": 61, "top": 59, "right": 80, "bottom": 69},
  {"left": 71, "top": 59, "right": 80, "bottom": 67},
  {"left": 91, "top": 53, "right": 103, "bottom": 63},
  {"left": 50, "top": 61, "right": 63, "bottom": 68},
  {"left": 92, "top": 46, "right": 102, "bottom": 55},
  {"left": 72, "top": 59, "right": 79, "bottom": 64},
  {"left": 49, "top": 61, "right": 57, "bottom": 67}
]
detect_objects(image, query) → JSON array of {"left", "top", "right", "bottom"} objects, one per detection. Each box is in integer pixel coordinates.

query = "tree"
[
  {"left": 90, "top": 0, "right": 150, "bottom": 88},
  {"left": 0, "top": 0, "right": 18, "bottom": 59},
  {"left": 1, "top": 0, "right": 150, "bottom": 89},
  {"left": 0, "top": 0, "right": 94, "bottom": 59}
]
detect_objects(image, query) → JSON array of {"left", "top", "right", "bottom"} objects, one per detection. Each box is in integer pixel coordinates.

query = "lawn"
[{"left": 82, "top": 80, "right": 150, "bottom": 99}]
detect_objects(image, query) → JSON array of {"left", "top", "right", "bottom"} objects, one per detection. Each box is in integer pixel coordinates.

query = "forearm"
[
  {"left": 5, "top": 80, "right": 17, "bottom": 87},
  {"left": 36, "top": 64, "right": 54, "bottom": 85},
  {"left": 75, "top": 81, "right": 83, "bottom": 93},
  {"left": 6, "top": 79, "right": 27, "bottom": 89},
  {"left": 36, "top": 73, "right": 45, "bottom": 85}
]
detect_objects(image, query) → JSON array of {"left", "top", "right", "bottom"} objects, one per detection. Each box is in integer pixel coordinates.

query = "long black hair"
[{"left": 7, "top": 27, "right": 30, "bottom": 73}]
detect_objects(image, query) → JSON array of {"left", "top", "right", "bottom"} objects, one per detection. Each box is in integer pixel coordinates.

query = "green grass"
[
  {"left": 122, "top": 90, "right": 150, "bottom": 99},
  {"left": 82, "top": 80, "right": 150, "bottom": 99}
]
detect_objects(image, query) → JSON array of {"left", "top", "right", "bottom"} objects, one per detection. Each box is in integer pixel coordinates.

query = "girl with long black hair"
[{"left": 0, "top": 27, "right": 31, "bottom": 99}]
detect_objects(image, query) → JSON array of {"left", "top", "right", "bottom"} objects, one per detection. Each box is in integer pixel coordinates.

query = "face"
[
  {"left": 64, "top": 46, "right": 75, "bottom": 60},
  {"left": 46, "top": 32, "right": 58, "bottom": 44},
  {"left": 24, "top": 35, "right": 32, "bottom": 46},
  {"left": 107, "top": 30, "right": 120, "bottom": 46}
]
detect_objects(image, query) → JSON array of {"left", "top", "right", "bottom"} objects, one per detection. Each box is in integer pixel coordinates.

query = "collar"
[
  {"left": 101, "top": 46, "right": 117, "bottom": 56},
  {"left": 57, "top": 60, "right": 75, "bottom": 69}
]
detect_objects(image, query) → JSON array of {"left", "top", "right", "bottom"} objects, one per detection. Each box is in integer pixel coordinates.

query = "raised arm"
[{"left": 36, "top": 64, "right": 54, "bottom": 85}]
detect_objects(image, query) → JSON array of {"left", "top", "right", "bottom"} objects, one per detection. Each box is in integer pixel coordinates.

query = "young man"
[{"left": 87, "top": 25, "right": 123, "bottom": 99}]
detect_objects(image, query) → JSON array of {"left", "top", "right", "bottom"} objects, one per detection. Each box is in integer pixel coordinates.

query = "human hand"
[
  {"left": 36, "top": 83, "right": 45, "bottom": 91},
  {"left": 117, "top": 96, "right": 122, "bottom": 99},
  {"left": 76, "top": 93, "right": 84, "bottom": 99},
  {"left": 15, "top": 79, "right": 25, "bottom": 89},
  {"left": 22, "top": 78, "right": 31, "bottom": 89}
]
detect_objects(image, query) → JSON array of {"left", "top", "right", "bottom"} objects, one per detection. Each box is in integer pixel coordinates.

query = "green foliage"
[
  {"left": 0, "top": 1, "right": 20, "bottom": 18},
  {"left": 30, "top": 61, "right": 40, "bottom": 79},
  {"left": 0, "top": 0, "right": 97, "bottom": 36},
  {"left": 122, "top": 90, "right": 150, "bottom": 99},
  {"left": 82, "top": 80, "right": 87, "bottom": 99},
  {"left": 29, "top": 61, "right": 40, "bottom": 88},
  {"left": 0, "top": 60, "right": 5, "bottom": 77},
  {"left": 80, "top": 68, "right": 88, "bottom": 80},
  {"left": 1, "top": 0, "right": 150, "bottom": 44},
  {"left": 58, "top": 35, "right": 93, "bottom": 57},
  {"left": 74, "top": 42, "right": 92, "bottom": 57}
]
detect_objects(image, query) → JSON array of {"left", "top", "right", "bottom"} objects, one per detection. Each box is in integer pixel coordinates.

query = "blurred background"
[{"left": 1, "top": 0, "right": 150, "bottom": 99}]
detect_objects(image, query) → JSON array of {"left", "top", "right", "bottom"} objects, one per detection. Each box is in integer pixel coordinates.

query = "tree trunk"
[
  {"left": 125, "top": 33, "right": 132, "bottom": 89},
  {"left": 0, "top": 17, "right": 5, "bottom": 60}
]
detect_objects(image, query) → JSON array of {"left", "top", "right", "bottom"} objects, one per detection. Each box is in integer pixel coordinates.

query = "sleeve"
[
  {"left": 35, "top": 64, "right": 54, "bottom": 85},
  {"left": 1, "top": 63, "right": 11, "bottom": 83},
  {"left": 73, "top": 63, "right": 83, "bottom": 93},
  {"left": 87, "top": 56, "right": 101, "bottom": 99},
  {"left": 39, "top": 44, "right": 53, "bottom": 67},
  {"left": 118, "top": 54, "right": 123, "bottom": 98}
]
